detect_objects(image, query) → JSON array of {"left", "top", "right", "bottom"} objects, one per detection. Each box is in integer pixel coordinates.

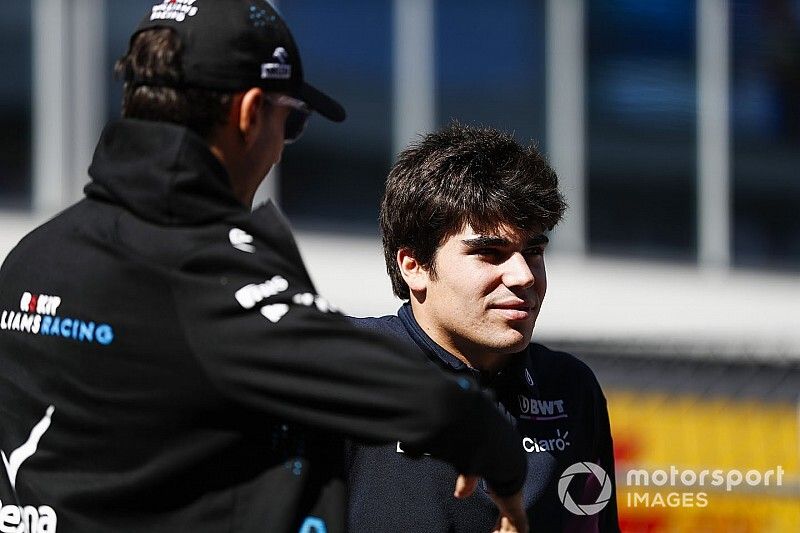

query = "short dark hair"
[
  {"left": 114, "top": 28, "right": 234, "bottom": 140},
  {"left": 380, "top": 122, "right": 567, "bottom": 300}
]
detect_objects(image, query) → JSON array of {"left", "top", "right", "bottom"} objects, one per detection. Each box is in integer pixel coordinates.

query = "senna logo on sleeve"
[{"left": 1, "top": 405, "right": 58, "bottom": 532}]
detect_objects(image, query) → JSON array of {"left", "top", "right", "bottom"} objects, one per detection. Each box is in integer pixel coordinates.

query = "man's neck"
[
  {"left": 407, "top": 302, "right": 513, "bottom": 374},
  {"left": 209, "top": 130, "right": 264, "bottom": 208}
]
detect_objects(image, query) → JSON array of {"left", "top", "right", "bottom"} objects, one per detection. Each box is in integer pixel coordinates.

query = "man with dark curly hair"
[{"left": 348, "top": 123, "right": 620, "bottom": 532}]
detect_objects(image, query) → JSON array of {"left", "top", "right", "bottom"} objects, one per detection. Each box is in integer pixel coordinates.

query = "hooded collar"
[
  {"left": 398, "top": 303, "right": 470, "bottom": 372},
  {"left": 85, "top": 119, "right": 245, "bottom": 225}
]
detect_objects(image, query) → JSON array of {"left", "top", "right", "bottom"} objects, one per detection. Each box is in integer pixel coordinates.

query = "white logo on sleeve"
[
  {"left": 229, "top": 228, "right": 255, "bottom": 253},
  {"left": 261, "top": 304, "right": 289, "bottom": 323},
  {"left": 235, "top": 279, "right": 341, "bottom": 325},
  {"left": 292, "top": 293, "right": 339, "bottom": 314},
  {"left": 235, "top": 276, "right": 289, "bottom": 310},
  {"left": 2, "top": 405, "right": 55, "bottom": 491}
]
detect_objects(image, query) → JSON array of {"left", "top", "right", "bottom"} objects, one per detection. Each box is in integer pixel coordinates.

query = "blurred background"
[{"left": 1, "top": 0, "right": 798, "bottom": 530}]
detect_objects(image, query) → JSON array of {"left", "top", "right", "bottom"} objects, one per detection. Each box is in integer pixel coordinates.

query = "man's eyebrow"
[
  {"left": 461, "top": 236, "right": 511, "bottom": 248},
  {"left": 461, "top": 234, "right": 550, "bottom": 248}
]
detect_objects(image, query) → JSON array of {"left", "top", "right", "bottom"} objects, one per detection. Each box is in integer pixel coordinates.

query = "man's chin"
[
  {"left": 496, "top": 329, "right": 534, "bottom": 354},
  {"left": 512, "top": 320, "right": 535, "bottom": 340}
]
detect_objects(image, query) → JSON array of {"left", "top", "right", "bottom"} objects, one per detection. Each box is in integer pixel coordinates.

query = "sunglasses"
[{"left": 264, "top": 94, "right": 312, "bottom": 144}]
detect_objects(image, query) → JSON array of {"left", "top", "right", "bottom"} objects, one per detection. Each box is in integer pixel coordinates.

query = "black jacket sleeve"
[{"left": 170, "top": 238, "right": 526, "bottom": 496}]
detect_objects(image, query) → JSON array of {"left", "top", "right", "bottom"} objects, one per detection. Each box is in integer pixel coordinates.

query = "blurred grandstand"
[{"left": 1, "top": 1, "right": 798, "bottom": 531}]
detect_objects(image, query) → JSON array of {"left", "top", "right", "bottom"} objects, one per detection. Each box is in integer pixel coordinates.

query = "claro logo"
[{"left": 522, "top": 429, "right": 570, "bottom": 453}]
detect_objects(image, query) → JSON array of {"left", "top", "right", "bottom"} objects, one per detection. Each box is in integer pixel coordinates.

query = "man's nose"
[{"left": 503, "top": 252, "right": 535, "bottom": 289}]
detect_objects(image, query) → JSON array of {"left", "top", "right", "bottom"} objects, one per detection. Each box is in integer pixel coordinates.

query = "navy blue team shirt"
[{"left": 347, "top": 304, "right": 620, "bottom": 532}]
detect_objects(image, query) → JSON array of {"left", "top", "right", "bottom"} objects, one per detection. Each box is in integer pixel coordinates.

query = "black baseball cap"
[{"left": 129, "top": 0, "right": 345, "bottom": 122}]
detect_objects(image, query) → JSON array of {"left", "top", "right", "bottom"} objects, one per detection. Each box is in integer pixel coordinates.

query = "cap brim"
[{"left": 297, "top": 82, "right": 346, "bottom": 123}]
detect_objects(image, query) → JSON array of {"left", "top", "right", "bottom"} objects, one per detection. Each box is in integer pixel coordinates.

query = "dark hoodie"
[
  {"left": 347, "top": 306, "right": 620, "bottom": 532},
  {"left": 0, "top": 119, "right": 525, "bottom": 532}
]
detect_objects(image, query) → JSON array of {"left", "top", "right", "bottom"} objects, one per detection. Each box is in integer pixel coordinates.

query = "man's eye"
[
  {"left": 524, "top": 247, "right": 545, "bottom": 257},
  {"left": 475, "top": 248, "right": 500, "bottom": 257}
]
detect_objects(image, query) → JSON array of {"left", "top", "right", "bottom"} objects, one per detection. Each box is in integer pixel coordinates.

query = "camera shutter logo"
[{"left": 558, "top": 462, "right": 613, "bottom": 515}]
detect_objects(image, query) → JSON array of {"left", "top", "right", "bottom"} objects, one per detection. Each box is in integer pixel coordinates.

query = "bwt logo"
[
  {"left": 518, "top": 395, "right": 567, "bottom": 420},
  {"left": 558, "top": 462, "right": 613, "bottom": 516}
]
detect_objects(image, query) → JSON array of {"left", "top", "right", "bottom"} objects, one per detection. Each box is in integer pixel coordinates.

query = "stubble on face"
[{"left": 410, "top": 224, "right": 548, "bottom": 372}]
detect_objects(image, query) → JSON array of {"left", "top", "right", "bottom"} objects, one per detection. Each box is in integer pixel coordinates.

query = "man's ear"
[
  {"left": 236, "top": 87, "right": 265, "bottom": 147},
  {"left": 397, "top": 248, "right": 429, "bottom": 293}
]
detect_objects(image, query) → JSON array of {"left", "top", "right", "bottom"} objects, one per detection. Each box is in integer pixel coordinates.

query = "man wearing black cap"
[{"left": 0, "top": 1, "right": 528, "bottom": 532}]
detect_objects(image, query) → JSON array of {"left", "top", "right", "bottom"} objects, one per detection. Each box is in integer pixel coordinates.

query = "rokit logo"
[
  {"left": 518, "top": 395, "right": 568, "bottom": 421},
  {"left": 0, "top": 292, "right": 114, "bottom": 346},
  {"left": 1, "top": 406, "right": 58, "bottom": 532},
  {"left": 150, "top": 0, "right": 198, "bottom": 22}
]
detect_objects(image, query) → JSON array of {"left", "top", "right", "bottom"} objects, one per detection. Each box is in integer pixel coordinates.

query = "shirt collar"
[{"left": 397, "top": 303, "right": 532, "bottom": 388}]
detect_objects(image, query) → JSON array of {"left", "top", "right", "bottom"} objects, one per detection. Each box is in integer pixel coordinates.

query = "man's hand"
[{"left": 454, "top": 475, "right": 529, "bottom": 533}]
